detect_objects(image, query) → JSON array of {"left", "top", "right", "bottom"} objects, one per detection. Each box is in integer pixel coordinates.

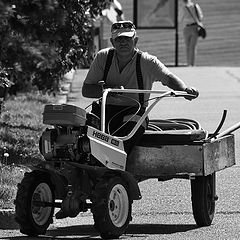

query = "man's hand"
[
  {"left": 100, "top": 83, "right": 124, "bottom": 96},
  {"left": 108, "top": 85, "right": 124, "bottom": 96},
  {"left": 184, "top": 87, "right": 199, "bottom": 100}
]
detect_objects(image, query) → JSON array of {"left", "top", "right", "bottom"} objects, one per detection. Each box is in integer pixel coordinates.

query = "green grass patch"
[
  {"left": 0, "top": 92, "right": 56, "bottom": 165},
  {"left": 0, "top": 92, "right": 56, "bottom": 209},
  {"left": 0, "top": 165, "right": 29, "bottom": 209}
]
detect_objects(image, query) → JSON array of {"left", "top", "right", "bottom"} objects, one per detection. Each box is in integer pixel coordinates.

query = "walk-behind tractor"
[{"left": 15, "top": 89, "right": 238, "bottom": 239}]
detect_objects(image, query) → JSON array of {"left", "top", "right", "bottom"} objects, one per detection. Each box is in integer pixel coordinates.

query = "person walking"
[
  {"left": 82, "top": 20, "right": 199, "bottom": 156},
  {"left": 179, "top": 0, "right": 204, "bottom": 66}
]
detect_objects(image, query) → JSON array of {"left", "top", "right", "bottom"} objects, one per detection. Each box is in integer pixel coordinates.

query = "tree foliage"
[{"left": 0, "top": 0, "right": 110, "bottom": 93}]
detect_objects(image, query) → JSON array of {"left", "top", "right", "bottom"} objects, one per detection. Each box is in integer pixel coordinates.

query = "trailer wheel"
[
  {"left": 15, "top": 171, "right": 55, "bottom": 236},
  {"left": 191, "top": 173, "right": 216, "bottom": 226},
  {"left": 92, "top": 176, "right": 132, "bottom": 239}
]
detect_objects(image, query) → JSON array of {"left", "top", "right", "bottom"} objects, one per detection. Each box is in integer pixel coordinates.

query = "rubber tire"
[
  {"left": 91, "top": 176, "right": 132, "bottom": 239},
  {"left": 191, "top": 173, "right": 216, "bottom": 226},
  {"left": 15, "top": 171, "right": 55, "bottom": 236}
]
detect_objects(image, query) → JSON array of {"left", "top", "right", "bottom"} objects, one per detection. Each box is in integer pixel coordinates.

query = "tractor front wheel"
[
  {"left": 15, "top": 171, "right": 55, "bottom": 236},
  {"left": 92, "top": 176, "right": 132, "bottom": 239}
]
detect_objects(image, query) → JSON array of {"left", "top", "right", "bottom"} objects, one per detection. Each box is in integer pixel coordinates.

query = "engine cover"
[{"left": 43, "top": 104, "right": 86, "bottom": 127}]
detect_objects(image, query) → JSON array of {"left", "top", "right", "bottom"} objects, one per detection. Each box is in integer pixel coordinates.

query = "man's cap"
[{"left": 111, "top": 21, "right": 136, "bottom": 40}]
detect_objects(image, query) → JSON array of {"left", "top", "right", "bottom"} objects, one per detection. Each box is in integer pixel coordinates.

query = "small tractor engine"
[{"left": 39, "top": 104, "right": 93, "bottom": 162}]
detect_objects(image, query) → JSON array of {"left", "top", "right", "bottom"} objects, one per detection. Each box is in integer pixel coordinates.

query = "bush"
[{"left": 0, "top": 0, "right": 110, "bottom": 93}]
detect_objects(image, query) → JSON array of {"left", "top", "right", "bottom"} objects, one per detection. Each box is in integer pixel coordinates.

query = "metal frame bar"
[{"left": 101, "top": 89, "right": 191, "bottom": 140}]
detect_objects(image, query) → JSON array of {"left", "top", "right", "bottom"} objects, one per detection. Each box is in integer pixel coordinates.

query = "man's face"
[{"left": 111, "top": 36, "right": 138, "bottom": 56}]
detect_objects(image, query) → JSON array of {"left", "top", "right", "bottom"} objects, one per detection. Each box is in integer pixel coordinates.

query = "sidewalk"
[
  {"left": 66, "top": 69, "right": 93, "bottom": 108},
  {"left": 66, "top": 66, "right": 240, "bottom": 108}
]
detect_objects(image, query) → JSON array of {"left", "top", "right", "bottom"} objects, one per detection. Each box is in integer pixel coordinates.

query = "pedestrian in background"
[
  {"left": 179, "top": 0, "right": 204, "bottom": 66},
  {"left": 99, "top": 0, "right": 125, "bottom": 49}
]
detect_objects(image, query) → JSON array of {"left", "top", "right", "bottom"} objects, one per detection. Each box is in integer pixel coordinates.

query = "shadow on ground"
[{"left": 3, "top": 223, "right": 198, "bottom": 239}]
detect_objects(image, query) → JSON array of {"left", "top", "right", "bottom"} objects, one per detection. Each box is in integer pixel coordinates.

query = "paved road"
[{"left": 1, "top": 67, "right": 240, "bottom": 239}]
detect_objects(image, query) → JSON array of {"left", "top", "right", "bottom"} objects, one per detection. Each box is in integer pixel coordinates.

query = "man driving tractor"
[
  {"left": 82, "top": 20, "right": 199, "bottom": 155},
  {"left": 56, "top": 20, "right": 199, "bottom": 219}
]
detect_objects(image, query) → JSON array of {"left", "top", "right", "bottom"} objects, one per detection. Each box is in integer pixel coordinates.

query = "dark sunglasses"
[{"left": 111, "top": 22, "right": 136, "bottom": 31}]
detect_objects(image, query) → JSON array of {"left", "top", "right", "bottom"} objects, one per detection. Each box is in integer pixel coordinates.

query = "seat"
[{"left": 138, "top": 129, "right": 208, "bottom": 146}]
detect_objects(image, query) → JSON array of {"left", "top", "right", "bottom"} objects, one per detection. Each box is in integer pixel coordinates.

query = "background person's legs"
[
  {"left": 188, "top": 28, "right": 198, "bottom": 66},
  {"left": 183, "top": 26, "right": 191, "bottom": 66},
  {"left": 184, "top": 26, "right": 198, "bottom": 66}
]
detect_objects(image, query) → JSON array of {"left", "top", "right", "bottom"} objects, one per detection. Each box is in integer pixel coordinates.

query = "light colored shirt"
[
  {"left": 84, "top": 48, "right": 173, "bottom": 107},
  {"left": 179, "top": 3, "right": 203, "bottom": 26}
]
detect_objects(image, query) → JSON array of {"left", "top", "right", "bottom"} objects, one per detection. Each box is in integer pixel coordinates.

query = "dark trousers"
[{"left": 91, "top": 103, "right": 147, "bottom": 155}]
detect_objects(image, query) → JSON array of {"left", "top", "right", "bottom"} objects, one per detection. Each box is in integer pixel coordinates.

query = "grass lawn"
[{"left": 0, "top": 92, "right": 56, "bottom": 209}]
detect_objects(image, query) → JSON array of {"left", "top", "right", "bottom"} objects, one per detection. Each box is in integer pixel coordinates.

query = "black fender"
[
  {"left": 31, "top": 165, "right": 68, "bottom": 199},
  {"left": 66, "top": 162, "right": 142, "bottom": 201},
  {"left": 66, "top": 162, "right": 142, "bottom": 200},
  {"left": 103, "top": 169, "right": 142, "bottom": 201},
  {"left": 32, "top": 162, "right": 142, "bottom": 201}
]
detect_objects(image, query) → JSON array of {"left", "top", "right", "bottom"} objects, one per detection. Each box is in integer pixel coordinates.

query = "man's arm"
[
  {"left": 82, "top": 83, "right": 103, "bottom": 98},
  {"left": 82, "top": 50, "right": 106, "bottom": 98},
  {"left": 167, "top": 74, "right": 199, "bottom": 99},
  {"left": 143, "top": 53, "right": 199, "bottom": 99},
  {"left": 82, "top": 82, "right": 123, "bottom": 98},
  {"left": 166, "top": 73, "right": 187, "bottom": 91}
]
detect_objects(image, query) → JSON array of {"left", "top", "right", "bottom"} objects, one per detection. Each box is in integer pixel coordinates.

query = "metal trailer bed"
[{"left": 128, "top": 133, "right": 235, "bottom": 178}]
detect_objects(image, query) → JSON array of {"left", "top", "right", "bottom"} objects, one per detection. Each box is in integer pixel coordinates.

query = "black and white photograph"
[{"left": 0, "top": 0, "right": 240, "bottom": 239}]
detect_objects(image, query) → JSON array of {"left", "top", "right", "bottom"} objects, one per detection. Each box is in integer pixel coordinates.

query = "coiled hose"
[{"left": 148, "top": 118, "right": 202, "bottom": 131}]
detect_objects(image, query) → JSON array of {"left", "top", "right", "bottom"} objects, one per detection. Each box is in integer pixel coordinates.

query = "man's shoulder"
[
  {"left": 98, "top": 47, "right": 115, "bottom": 56},
  {"left": 137, "top": 50, "right": 169, "bottom": 74},
  {"left": 94, "top": 48, "right": 115, "bottom": 66},
  {"left": 138, "top": 50, "right": 160, "bottom": 64}
]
